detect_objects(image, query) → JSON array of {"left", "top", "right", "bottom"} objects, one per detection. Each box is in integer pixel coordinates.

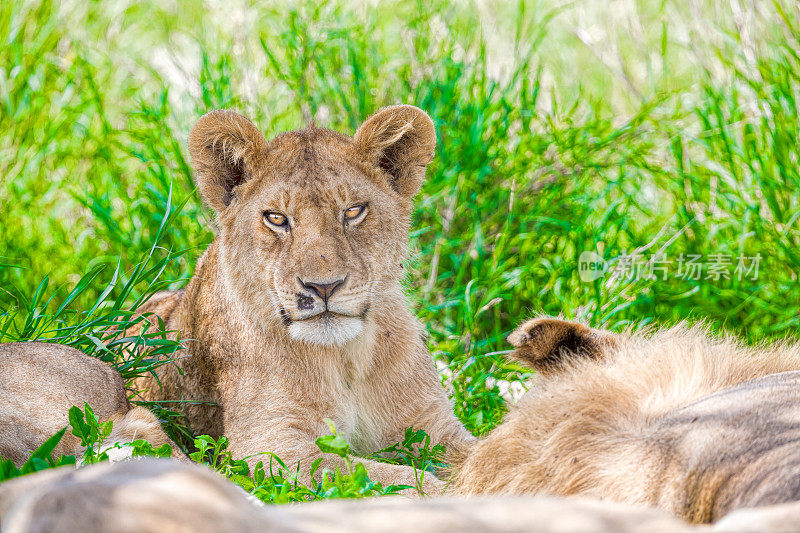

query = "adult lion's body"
[
  {"left": 0, "top": 342, "right": 179, "bottom": 465},
  {"left": 134, "top": 106, "right": 471, "bottom": 492},
  {"left": 449, "top": 319, "right": 800, "bottom": 523}
]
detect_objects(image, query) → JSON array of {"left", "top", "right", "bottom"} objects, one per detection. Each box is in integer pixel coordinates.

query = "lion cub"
[
  {"left": 449, "top": 317, "right": 800, "bottom": 523},
  {"left": 133, "top": 106, "right": 472, "bottom": 493},
  {"left": 0, "top": 342, "right": 179, "bottom": 466}
]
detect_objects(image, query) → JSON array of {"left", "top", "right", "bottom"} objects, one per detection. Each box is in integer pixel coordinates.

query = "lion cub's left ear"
[{"left": 353, "top": 105, "right": 436, "bottom": 198}]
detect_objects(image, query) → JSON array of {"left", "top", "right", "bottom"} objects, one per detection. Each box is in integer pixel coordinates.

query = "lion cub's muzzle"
[
  {"left": 286, "top": 274, "right": 369, "bottom": 346},
  {"left": 297, "top": 275, "right": 347, "bottom": 309},
  {"left": 293, "top": 274, "right": 364, "bottom": 319}
]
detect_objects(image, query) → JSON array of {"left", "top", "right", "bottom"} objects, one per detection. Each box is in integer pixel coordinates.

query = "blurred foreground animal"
[
  {"left": 0, "top": 342, "right": 180, "bottom": 465},
  {"left": 448, "top": 317, "right": 800, "bottom": 524},
  {"left": 5, "top": 457, "right": 800, "bottom": 533},
  {"left": 0, "top": 457, "right": 694, "bottom": 533}
]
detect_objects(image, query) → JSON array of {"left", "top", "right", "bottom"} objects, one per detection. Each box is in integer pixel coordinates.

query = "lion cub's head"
[{"left": 188, "top": 105, "right": 435, "bottom": 346}]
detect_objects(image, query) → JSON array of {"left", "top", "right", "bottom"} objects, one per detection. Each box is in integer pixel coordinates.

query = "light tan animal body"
[
  {"left": 0, "top": 458, "right": 703, "bottom": 533},
  {"left": 0, "top": 459, "right": 264, "bottom": 533},
  {"left": 449, "top": 318, "right": 800, "bottom": 523},
  {"left": 0, "top": 342, "right": 178, "bottom": 466},
  {"left": 133, "top": 106, "right": 471, "bottom": 492}
]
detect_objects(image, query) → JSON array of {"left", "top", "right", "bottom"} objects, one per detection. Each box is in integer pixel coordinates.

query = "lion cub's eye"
[
  {"left": 263, "top": 211, "right": 288, "bottom": 228},
  {"left": 344, "top": 204, "right": 367, "bottom": 223}
]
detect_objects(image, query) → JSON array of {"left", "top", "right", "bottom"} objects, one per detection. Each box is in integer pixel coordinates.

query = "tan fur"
[
  {"left": 0, "top": 342, "right": 181, "bottom": 465},
  {"left": 506, "top": 316, "right": 620, "bottom": 376},
  {"left": 449, "top": 319, "right": 800, "bottom": 523},
  {"left": 0, "top": 458, "right": 702, "bottom": 533},
  {"left": 132, "top": 106, "right": 472, "bottom": 494},
  {"left": 0, "top": 459, "right": 263, "bottom": 533}
]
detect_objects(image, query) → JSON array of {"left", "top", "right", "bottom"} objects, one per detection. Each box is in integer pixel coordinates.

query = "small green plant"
[
  {"left": 367, "top": 426, "right": 447, "bottom": 473},
  {"left": 189, "top": 434, "right": 249, "bottom": 478},
  {"left": 128, "top": 439, "right": 174, "bottom": 459},
  {"left": 68, "top": 402, "right": 114, "bottom": 464},
  {"left": 68, "top": 403, "right": 172, "bottom": 464},
  {"left": 0, "top": 428, "right": 76, "bottom": 482},
  {"left": 2, "top": 403, "right": 440, "bottom": 504},
  {"left": 0, "top": 402, "right": 173, "bottom": 481},
  {"left": 188, "top": 435, "right": 323, "bottom": 503},
  {"left": 188, "top": 420, "right": 412, "bottom": 503},
  {"left": 312, "top": 418, "right": 411, "bottom": 498}
]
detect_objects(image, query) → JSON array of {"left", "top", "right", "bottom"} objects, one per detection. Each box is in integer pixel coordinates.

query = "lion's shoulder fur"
[{"left": 449, "top": 323, "right": 800, "bottom": 523}]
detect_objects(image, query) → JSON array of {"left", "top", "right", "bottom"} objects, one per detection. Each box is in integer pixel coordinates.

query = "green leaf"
[
  {"left": 315, "top": 434, "right": 350, "bottom": 458},
  {"left": 0, "top": 458, "right": 21, "bottom": 481},
  {"left": 30, "top": 427, "right": 67, "bottom": 461},
  {"left": 68, "top": 405, "right": 90, "bottom": 443},
  {"left": 231, "top": 474, "right": 254, "bottom": 491},
  {"left": 100, "top": 420, "right": 114, "bottom": 439}
]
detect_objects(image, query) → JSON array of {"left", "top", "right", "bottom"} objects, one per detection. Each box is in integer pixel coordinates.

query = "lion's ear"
[
  {"left": 353, "top": 105, "right": 436, "bottom": 198},
  {"left": 506, "top": 317, "right": 619, "bottom": 375},
  {"left": 188, "top": 110, "right": 268, "bottom": 213}
]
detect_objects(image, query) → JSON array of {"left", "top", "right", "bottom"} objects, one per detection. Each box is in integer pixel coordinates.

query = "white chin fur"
[{"left": 288, "top": 316, "right": 364, "bottom": 346}]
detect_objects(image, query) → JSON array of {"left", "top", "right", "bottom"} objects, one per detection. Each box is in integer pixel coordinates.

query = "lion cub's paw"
[
  {"left": 103, "top": 406, "right": 187, "bottom": 462},
  {"left": 506, "top": 317, "right": 618, "bottom": 375}
]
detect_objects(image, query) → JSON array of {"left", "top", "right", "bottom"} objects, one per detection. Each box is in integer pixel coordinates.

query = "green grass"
[
  {"left": 2, "top": 404, "right": 428, "bottom": 501},
  {"left": 1, "top": 0, "right": 799, "bottom": 495}
]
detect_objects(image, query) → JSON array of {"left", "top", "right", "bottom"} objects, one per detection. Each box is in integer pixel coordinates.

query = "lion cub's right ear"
[
  {"left": 506, "top": 317, "right": 619, "bottom": 376},
  {"left": 188, "top": 110, "right": 268, "bottom": 213}
]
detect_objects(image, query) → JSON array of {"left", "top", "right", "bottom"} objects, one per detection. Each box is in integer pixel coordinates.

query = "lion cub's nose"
[{"left": 298, "top": 276, "right": 347, "bottom": 301}]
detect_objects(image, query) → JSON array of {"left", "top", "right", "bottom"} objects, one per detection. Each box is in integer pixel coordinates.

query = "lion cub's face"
[{"left": 188, "top": 106, "right": 436, "bottom": 346}]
